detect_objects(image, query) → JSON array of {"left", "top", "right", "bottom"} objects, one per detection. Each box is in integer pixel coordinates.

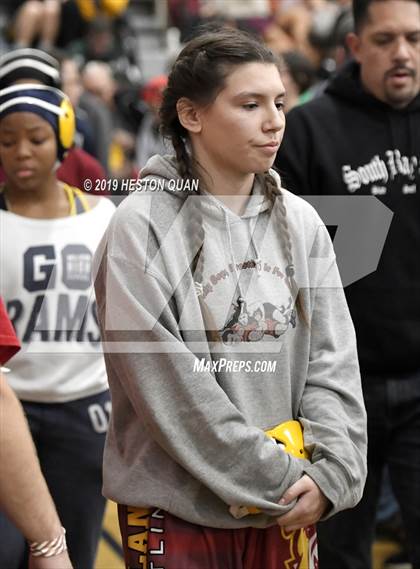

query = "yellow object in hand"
[
  {"left": 230, "top": 420, "right": 308, "bottom": 518},
  {"left": 265, "top": 420, "right": 309, "bottom": 460}
]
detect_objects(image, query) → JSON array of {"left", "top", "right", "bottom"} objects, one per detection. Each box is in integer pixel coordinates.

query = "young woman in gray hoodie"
[{"left": 94, "top": 25, "right": 367, "bottom": 569}]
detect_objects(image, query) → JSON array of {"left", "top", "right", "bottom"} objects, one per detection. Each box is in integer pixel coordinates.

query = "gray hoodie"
[{"left": 94, "top": 155, "right": 367, "bottom": 528}]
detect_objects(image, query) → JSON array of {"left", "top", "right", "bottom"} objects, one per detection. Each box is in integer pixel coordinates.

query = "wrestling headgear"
[{"left": 0, "top": 84, "right": 75, "bottom": 161}]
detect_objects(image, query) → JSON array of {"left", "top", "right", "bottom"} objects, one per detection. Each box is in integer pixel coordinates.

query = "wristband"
[{"left": 29, "top": 527, "right": 67, "bottom": 557}]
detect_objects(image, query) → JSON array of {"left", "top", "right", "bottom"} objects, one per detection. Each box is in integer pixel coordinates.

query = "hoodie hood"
[
  {"left": 140, "top": 153, "right": 272, "bottom": 220},
  {"left": 140, "top": 154, "right": 277, "bottom": 322}
]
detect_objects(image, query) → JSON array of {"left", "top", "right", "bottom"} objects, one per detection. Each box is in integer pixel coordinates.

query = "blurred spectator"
[
  {"left": 268, "top": 0, "right": 325, "bottom": 64},
  {"left": 136, "top": 75, "right": 171, "bottom": 170},
  {"left": 0, "top": 46, "right": 60, "bottom": 88},
  {"left": 0, "top": 48, "right": 97, "bottom": 158},
  {"left": 60, "top": 55, "right": 97, "bottom": 158},
  {"left": 279, "top": 4, "right": 355, "bottom": 104},
  {"left": 67, "top": 15, "right": 123, "bottom": 65},
  {"left": 82, "top": 59, "right": 134, "bottom": 132},
  {"left": 82, "top": 60, "right": 116, "bottom": 112},
  {"left": 266, "top": 0, "right": 350, "bottom": 70},
  {"left": 61, "top": 55, "right": 113, "bottom": 172},
  {"left": 56, "top": 0, "right": 129, "bottom": 49},
  {"left": 331, "top": 4, "right": 354, "bottom": 67},
  {"left": 168, "top": 0, "right": 202, "bottom": 42},
  {"left": 308, "top": 2, "right": 353, "bottom": 79},
  {"left": 0, "top": 47, "right": 107, "bottom": 193},
  {"left": 7, "top": 0, "right": 129, "bottom": 50},
  {"left": 82, "top": 60, "right": 137, "bottom": 181},
  {"left": 280, "top": 50, "right": 316, "bottom": 112},
  {"left": 203, "top": 0, "right": 272, "bottom": 31},
  {"left": 263, "top": 20, "right": 298, "bottom": 55},
  {"left": 8, "top": 0, "right": 60, "bottom": 50},
  {"left": 291, "top": 4, "right": 355, "bottom": 104}
]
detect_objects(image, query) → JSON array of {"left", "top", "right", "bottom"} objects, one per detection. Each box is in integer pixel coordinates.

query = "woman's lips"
[
  {"left": 258, "top": 142, "right": 280, "bottom": 155},
  {"left": 15, "top": 168, "right": 35, "bottom": 179}
]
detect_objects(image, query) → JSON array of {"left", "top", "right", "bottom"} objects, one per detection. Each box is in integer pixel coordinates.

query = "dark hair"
[
  {"left": 281, "top": 51, "right": 316, "bottom": 94},
  {"left": 353, "top": 0, "right": 420, "bottom": 32},
  {"left": 159, "top": 26, "right": 306, "bottom": 340}
]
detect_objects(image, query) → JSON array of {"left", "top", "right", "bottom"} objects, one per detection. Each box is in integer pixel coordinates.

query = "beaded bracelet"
[{"left": 29, "top": 527, "right": 67, "bottom": 558}]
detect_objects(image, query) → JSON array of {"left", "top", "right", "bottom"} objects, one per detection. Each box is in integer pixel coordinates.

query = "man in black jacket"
[{"left": 275, "top": 0, "right": 420, "bottom": 567}]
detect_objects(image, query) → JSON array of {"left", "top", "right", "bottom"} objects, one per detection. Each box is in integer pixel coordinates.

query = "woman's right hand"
[{"left": 276, "top": 474, "right": 331, "bottom": 531}]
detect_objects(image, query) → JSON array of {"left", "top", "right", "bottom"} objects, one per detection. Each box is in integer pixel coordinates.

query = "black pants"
[
  {"left": 318, "top": 371, "right": 420, "bottom": 569},
  {"left": 0, "top": 390, "right": 109, "bottom": 569}
]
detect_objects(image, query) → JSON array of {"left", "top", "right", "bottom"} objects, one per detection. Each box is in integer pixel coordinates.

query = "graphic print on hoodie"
[
  {"left": 220, "top": 294, "right": 296, "bottom": 345},
  {"left": 179, "top": 184, "right": 299, "bottom": 348}
]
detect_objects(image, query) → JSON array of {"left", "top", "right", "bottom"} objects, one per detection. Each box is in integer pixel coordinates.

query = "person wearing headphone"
[
  {"left": 0, "top": 47, "right": 108, "bottom": 190},
  {"left": 0, "top": 84, "right": 115, "bottom": 568}
]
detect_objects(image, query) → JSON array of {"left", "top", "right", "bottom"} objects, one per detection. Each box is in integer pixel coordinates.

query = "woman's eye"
[
  {"left": 0, "top": 140, "right": 14, "bottom": 148},
  {"left": 275, "top": 102, "right": 285, "bottom": 111},
  {"left": 243, "top": 103, "right": 258, "bottom": 110},
  {"left": 31, "top": 138, "right": 46, "bottom": 145}
]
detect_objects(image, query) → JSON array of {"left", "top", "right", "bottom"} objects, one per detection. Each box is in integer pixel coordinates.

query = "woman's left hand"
[{"left": 276, "top": 474, "right": 330, "bottom": 531}]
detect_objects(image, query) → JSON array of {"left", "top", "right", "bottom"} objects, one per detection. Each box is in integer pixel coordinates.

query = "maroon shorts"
[{"left": 118, "top": 505, "right": 318, "bottom": 569}]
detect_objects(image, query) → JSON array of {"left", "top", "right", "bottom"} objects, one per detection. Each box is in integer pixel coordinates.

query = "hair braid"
[
  {"left": 172, "top": 131, "right": 221, "bottom": 342},
  {"left": 172, "top": 131, "right": 192, "bottom": 181},
  {"left": 171, "top": 132, "right": 203, "bottom": 276},
  {"left": 263, "top": 172, "right": 308, "bottom": 326}
]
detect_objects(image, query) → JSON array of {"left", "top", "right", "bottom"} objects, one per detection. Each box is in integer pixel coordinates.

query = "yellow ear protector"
[
  {"left": 266, "top": 420, "right": 310, "bottom": 460},
  {"left": 0, "top": 83, "right": 76, "bottom": 161},
  {"left": 230, "top": 420, "right": 309, "bottom": 518},
  {"left": 58, "top": 96, "right": 76, "bottom": 152}
]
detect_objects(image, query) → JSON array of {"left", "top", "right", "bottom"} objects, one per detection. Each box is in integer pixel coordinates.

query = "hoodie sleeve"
[
  {"left": 94, "top": 203, "right": 310, "bottom": 518},
  {"left": 299, "top": 224, "right": 367, "bottom": 517}
]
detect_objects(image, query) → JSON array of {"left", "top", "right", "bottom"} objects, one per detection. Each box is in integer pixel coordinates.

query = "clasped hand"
[{"left": 276, "top": 474, "right": 330, "bottom": 531}]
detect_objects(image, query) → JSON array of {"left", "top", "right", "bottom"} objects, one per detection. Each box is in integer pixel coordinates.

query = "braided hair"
[
  {"left": 262, "top": 172, "right": 307, "bottom": 324},
  {"left": 159, "top": 26, "right": 306, "bottom": 340}
]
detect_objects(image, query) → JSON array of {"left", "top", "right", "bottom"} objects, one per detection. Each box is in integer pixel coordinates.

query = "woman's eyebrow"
[
  {"left": 233, "top": 90, "right": 286, "bottom": 99},
  {"left": 0, "top": 124, "right": 46, "bottom": 133},
  {"left": 26, "top": 125, "right": 48, "bottom": 132}
]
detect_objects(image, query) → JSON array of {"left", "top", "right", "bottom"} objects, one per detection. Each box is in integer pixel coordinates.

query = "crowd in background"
[
  {"left": 0, "top": 0, "right": 354, "bottom": 190},
  {"left": 0, "top": 1, "right": 417, "bottom": 568}
]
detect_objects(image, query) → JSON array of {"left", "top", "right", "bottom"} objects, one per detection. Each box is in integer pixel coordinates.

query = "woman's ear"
[{"left": 176, "top": 97, "right": 202, "bottom": 134}]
